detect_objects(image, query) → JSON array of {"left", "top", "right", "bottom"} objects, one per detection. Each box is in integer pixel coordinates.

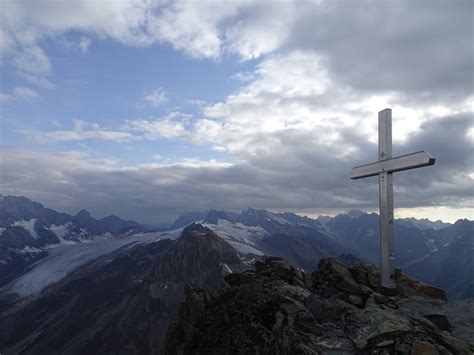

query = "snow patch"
[
  {"left": 222, "top": 263, "right": 233, "bottom": 274},
  {"left": 50, "top": 223, "right": 77, "bottom": 245},
  {"left": 18, "top": 246, "right": 43, "bottom": 253},
  {"left": 203, "top": 220, "right": 268, "bottom": 255},
  {"left": 13, "top": 219, "right": 39, "bottom": 239},
  {"left": 270, "top": 213, "right": 291, "bottom": 225}
]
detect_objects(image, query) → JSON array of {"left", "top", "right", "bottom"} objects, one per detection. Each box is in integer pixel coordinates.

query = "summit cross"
[{"left": 351, "top": 108, "right": 436, "bottom": 294}]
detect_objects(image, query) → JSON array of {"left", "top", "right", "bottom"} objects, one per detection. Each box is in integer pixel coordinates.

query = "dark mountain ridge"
[
  {"left": 0, "top": 195, "right": 142, "bottom": 234},
  {"left": 405, "top": 219, "right": 473, "bottom": 301}
]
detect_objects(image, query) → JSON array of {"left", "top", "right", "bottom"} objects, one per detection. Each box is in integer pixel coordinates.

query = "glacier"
[{"left": 1, "top": 229, "right": 183, "bottom": 298}]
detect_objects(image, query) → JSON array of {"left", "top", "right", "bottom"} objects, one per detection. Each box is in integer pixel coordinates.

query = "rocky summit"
[{"left": 164, "top": 257, "right": 474, "bottom": 354}]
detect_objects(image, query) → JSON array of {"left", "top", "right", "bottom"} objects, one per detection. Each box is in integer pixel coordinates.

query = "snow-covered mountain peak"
[
  {"left": 202, "top": 219, "right": 268, "bottom": 256},
  {"left": 13, "top": 219, "right": 39, "bottom": 239}
]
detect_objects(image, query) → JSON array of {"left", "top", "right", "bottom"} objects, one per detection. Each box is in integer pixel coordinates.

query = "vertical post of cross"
[
  {"left": 352, "top": 109, "right": 435, "bottom": 293},
  {"left": 378, "top": 108, "right": 396, "bottom": 292}
]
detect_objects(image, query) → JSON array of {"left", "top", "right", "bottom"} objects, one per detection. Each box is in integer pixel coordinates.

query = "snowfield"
[
  {"left": 49, "top": 223, "right": 77, "bottom": 245},
  {"left": 2, "top": 220, "right": 269, "bottom": 298},
  {"left": 1, "top": 229, "right": 183, "bottom": 298},
  {"left": 203, "top": 219, "right": 268, "bottom": 255},
  {"left": 13, "top": 219, "right": 39, "bottom": 239}
]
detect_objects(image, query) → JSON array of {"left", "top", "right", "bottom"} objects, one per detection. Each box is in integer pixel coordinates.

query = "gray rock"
[
  {"left": 348, "top": 294, "right": 364, "bottom": 307},
  {"left": 313, "top": 257, "right": 362, "bottom": 295},
  {"left": 164, "top": 257, "right": 474, "bottom": 354},
  {"left": 446, "top": 298, "right": 474, "bottom": 346}
]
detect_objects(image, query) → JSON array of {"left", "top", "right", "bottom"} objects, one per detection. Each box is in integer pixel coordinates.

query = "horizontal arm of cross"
[{"left": 351, "top": 151, "right": 435, "bottom": 179}]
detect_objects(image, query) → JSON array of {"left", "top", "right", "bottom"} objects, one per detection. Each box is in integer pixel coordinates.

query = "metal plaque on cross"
[{"left": 351, "top": 108, "right": 436, "bottom": 294}]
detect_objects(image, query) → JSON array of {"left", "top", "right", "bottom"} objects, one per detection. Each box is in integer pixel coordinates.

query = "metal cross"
[{"left": 351, "top": 108, "right": 435, "bottom": 294}]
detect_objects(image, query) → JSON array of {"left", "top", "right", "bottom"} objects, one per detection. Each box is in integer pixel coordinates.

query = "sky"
[{"left": 0, "top": 0, "right": 473, "bottom": 224}]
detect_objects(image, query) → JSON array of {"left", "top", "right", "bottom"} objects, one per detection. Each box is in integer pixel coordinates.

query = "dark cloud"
[
  {"left": 391, "top": 113, "right": 474, "bottom": 207},
  {"left": 289, "top": 0, "right": 473, "bottom": 101},
  {"left": 1, "top": 113, "right": 471, "bottom": 224}
]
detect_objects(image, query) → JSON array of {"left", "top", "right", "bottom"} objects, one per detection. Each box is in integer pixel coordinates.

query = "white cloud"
[
  {"left": 20, "top": 73, "right": 55, "bottom": 89},
  {"left": 3, "top": 0, "right": 470, "bottom": 100},
  {"left": 0, "top": 0, "right": 155, "bottom": 46},
  {"left": 223, "top": 1, "right": 299, "bottom": 60},
  {"left": 232, "top": 71, "right": 255, "bottom": 82},
  {"left": 0, "top": 86, "right": 39, "bottom": 101},
  {"left": 126, "top": 112, "right": 190, "bottom": 140},
  {"left": 126, "top": 112, "right": 225, "bottom": 145},
  {"left": 0, "top": 93, "right": 12, "bottom": 101},
  {"left": 10, "top": 45, "right": 53, "bottom": 87},
  {"left": 73, "top": 119, "right": 86, "bottom": 131},
  {"left": 21, "top": 120, "right": 138, "bottom": 144},
  {"left": 187, "top": 99, "right": 206, "bottom": 106},
  {"left": 144, "top": 88, "right": 168, "bottom": 106},
  {"left": 13, "top": 46, "right": 51, "bottom": 76},
  {"left": 13, "top": 86, "right": 39, "bottom": 99},
  {"left": 26, "top": 130, "right": 136, "bottom": 144},
  {"left": 105, "top": 43, "right": 473, "bottom": 167},
  {"left": 0, "top": 0, "right": 307, "bottom": 81},
  {"left": 212, "top": 146, "right": 226, "bottom": 152},
  {"left": 148, "top": 0, "right": 245, "bottom": 59},
  {"left": 79, "top": 36, "right": 91, "bottom": 54},
  {"left": 0, "top": 30, "right": 14, "bottom": 54}
]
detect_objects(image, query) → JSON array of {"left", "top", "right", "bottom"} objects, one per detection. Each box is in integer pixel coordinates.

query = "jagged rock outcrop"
[{"left": 164, "top": 257, "right": 474, "bottom": 354}]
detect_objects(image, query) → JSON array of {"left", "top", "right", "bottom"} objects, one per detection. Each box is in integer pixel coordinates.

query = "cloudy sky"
[{"left": 0, "top": 0, "right": 472, "bottom": 224}]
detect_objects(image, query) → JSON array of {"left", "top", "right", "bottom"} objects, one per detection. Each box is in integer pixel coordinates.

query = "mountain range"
[
  {"left": 0, "top": 195, "right": 144, "bottom": 287},
  {"left": 0, "top": 195, "right": 472, "bottom": 353},
  {"left": 1, "top": 195, "right": 472, "bottom": 301}
]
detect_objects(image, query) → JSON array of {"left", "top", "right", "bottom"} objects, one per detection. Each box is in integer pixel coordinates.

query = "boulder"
[{"left": 312, "top": 257, "right": 362, "bottom": 295}]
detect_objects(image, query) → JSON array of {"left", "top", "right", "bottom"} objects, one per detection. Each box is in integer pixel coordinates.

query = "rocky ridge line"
[{"left": 164, "top": 257, "right": 474, "bottom": 354}]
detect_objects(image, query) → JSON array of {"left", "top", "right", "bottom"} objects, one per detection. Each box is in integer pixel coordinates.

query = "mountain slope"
[
  {"left": 0, "top": 195, "right": 144, "bottom": 287},
  {"left": 0, "top": 224, "right": 246, "bottom": 354},
  {"left": 405, "top": 219, "right": 474, "bottom": 301},
  {"left": 201, "top": 208, "right": 347, "bottom": 270},
  {"left": 326, "top": 212, "right": 434, "bottom": 265},
  {"left": 325, "top": 211, "right": 473, "bottom": 301}
]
